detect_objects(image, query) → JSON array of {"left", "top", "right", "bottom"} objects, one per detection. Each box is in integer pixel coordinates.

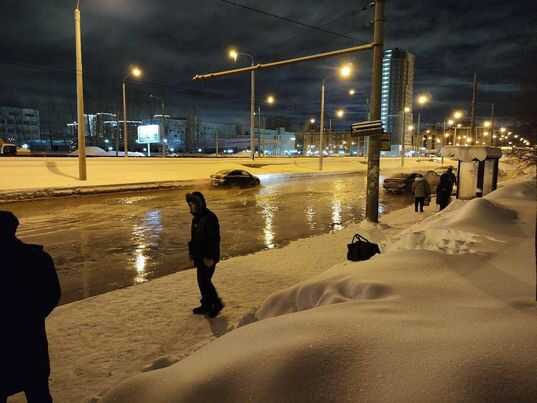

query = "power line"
[{"left": 215, "top": 0, "right": 368, "bottom": 41}]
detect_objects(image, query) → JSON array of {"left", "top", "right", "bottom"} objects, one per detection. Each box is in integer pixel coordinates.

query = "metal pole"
[
  {"left": 365, "top": 0, "right": 384, "bottom": 223},
  {"left": 490, "top": 103, "right": 495, "bottom": 146},
  {"left": 416, "top": 111, "right": 421, "bottom": 154},
  {"left": 470, "top": 72, "right": 478, "bottom": 143},
  {"left": 454, "top": 126, "right": 457, "bottom": 145},
  {"left": 161, "top": 100, "right": 166, "bottom": 158},
  {"left": 258, "top": 105, "right": 262, "bottom": 155},
  {"left": 115, "top": 112, "right": 119, "bottom": 157},
  {"left": 250, "top": 66, "right": 255, "bottom": 160},
  {"left": 441, "top": 120, "right": 445, "bottom": 165},
  {"left": 319, "top": 81, "right": 325, "bottom": 171},
  {"left": 193, "top": 42, "right": 375, "bottom": 81},
  {"left": 401, "top": 109, "right": 406, "bottom": 167},
  {"left": 74, "top": 7, "right": 87, "bottom": 180},
  {"left": 122, "top": 81, "right": 128, "bottom": 158}
]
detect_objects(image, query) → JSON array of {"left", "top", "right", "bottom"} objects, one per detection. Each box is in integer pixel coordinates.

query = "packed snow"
[
  {"left": 98, "top": 178, "right": 536, "bottom": 403},
  {"left": 0, "top": 156, "right": 450, "bottom": 194}
]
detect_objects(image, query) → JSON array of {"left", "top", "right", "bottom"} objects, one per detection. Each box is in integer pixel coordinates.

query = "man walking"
[
  {"left": 186, "top": 192, "right": 224, "bottom": 318},
  {"left": 0, "top": 211, "right": 61, "bottom": 403},
  {"left": 436, "top": 167, "right": 457, "bottom": 211}
]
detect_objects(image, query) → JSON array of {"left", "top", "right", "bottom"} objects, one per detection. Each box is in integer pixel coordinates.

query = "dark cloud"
[{"left": 0, "top": 0, "right": 535, "bottom": 133}]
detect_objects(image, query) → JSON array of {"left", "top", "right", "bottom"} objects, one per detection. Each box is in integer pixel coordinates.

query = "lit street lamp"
[
  {"left": 122, "top": 65, "right": 143, "bottom": 158},
  {"left": 229, "top": 48, "right": 256, "bottom": 160},
  {"left": 319, "top": 63, "right": 354, "bottom": 170},
  {"left": 256, "top": 95, "right": 276, "bottom": 155},
  {"left": 415, "top": 94, "right": 430, "bottom": 153}
]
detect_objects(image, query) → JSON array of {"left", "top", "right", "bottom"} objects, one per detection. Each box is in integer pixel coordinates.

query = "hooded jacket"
[{"left": 186, "top": 192, "right": 221, "bottom": 263}]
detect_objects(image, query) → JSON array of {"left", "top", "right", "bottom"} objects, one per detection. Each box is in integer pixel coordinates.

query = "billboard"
[{"left": 137, "top": 125, "right": 161, "bottom": 144}]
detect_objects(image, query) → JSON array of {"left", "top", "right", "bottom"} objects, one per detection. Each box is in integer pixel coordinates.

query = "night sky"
[{"left": 1, "top": 0, "right": 536, "bottom": 134}]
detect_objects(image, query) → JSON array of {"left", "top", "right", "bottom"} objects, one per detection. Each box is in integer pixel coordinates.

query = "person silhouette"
[{"left": 0, "top": 211, "right": 61, "bottom": 403}]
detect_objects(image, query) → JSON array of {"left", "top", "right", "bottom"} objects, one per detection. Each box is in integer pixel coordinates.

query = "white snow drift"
[{"left": 101, "top": 178, "right": 537, "bottom": 403}]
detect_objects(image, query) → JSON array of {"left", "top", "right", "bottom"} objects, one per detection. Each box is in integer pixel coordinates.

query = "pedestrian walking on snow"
[
  {"left": 186, "top": 192, "right": 224, "bottom": 318},
  {"left": 412, "top": 174, "right": 431, "bottom": 213},
  {"left": 0, "top": 211, "right": 61, "bottom": 403}
]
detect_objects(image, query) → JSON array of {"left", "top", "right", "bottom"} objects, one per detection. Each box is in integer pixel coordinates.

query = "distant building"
[
  {"left": 68, "top": 113, "right": 142, "bottom": 152},
  {"left": 0, "top": 106, "right": 40, "bottom": 145},
  {"left": 249, "top": 127, "right": 297, "bottom": 155},
  {"left": 143, "top": 116, "right": 187, "bottom": 153},
  {"left": 380, "top": 48, "right": 415, "bottom": 153},
  {"left": 300, "top": 130, "right": 359, "bottom": 156}
]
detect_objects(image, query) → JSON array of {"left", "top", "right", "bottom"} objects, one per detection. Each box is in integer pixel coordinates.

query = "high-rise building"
[
  {"left": 380, "top": 48, "right": 415, "bottom": 153},
  {"left": 0, "top": 106, "right": 40, "bottom": 145}
]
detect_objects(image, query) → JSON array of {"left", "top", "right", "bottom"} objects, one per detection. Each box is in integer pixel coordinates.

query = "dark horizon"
[{"left": 1, "top": 0, "right": 536, "bottom": 135}]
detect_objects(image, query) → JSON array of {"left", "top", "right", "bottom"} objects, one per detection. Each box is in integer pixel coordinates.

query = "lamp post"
[
  {"left": 122, "top": 66, "right": 143, "bottom": 158},
  {"left": 400, "top": 106, "right": 410, "bottom": 167},
  {"left": 229, "top": 49, "right": 256, "bottom": 160},
  {"left": 256, "top": 95, "right": 276, "bottom": 155},
  {"left": 319, "top": 63, "right": 353, "bottom": 171},
  {"left": 74, "top": 1, "right": 86, "bottom": 180},
  {"left": 415, "top": 94, "right": 430, "bottom": 155},
  {"left": 452, "top": 110, "right": 464, "bottom": 145}
]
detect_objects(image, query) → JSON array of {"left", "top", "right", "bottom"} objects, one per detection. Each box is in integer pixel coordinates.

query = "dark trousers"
[
  {"left": 195, "top": 260, "right": 220, "bottom": 307},
  {"left": 1, "top": 380, "right": 53, "bottom": 403},
  {"left": 414, "top": 197, "right": 425, "bottom": 212}
]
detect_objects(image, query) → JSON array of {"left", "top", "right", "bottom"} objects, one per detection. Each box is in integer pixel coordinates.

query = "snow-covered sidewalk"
[
  {"left": 99, "top": 178, "right": 536, "bottom": 403},
  {"left": 9, "top": 189, "right": 437, "bottom": 403}
]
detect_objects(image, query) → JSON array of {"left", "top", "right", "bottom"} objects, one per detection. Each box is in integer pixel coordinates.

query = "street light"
[
  {"left": 319, "top": 62, "right": 354, "bottom": 170},
  {"left": 74, "top": 1, "right": 86, "bottom": 180},
  {"left": 349, "top": 89, "right": 356, "bottom": 96},
  {"left": 415, "top": 94, "right": 430, "bottom": 154},
  {"left": 229, "top": 47, "right": 256, "bottom": 160},
  {"left": 336, "top": 109, "right": 345, "bottom": 118},
  {"left": 310, "top": 118, "right": 316, "bottom": 124},
  {"left": 122, "top": 65, "right": 143, "bottom": 158},
  {"left": 256, "top": 94, "right": 276, "bottom": 155}
]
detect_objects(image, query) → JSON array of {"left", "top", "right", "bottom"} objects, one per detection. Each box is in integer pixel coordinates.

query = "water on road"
[{"left": 5, "top": 173, "right": 411, "bottom": 304}]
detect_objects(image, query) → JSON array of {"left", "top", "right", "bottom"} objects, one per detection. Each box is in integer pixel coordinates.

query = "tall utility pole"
[
  {"left": 250, "top": 64, "right": 255, "bottom": 160},
  {"left": 122, "top": 82, "right": 128, "bottom": 158},
  {"left": 490, "top": 103, "right": 495, "bottom": 146},
  {"left": 470, "top": 72, "right": 478, "bottom": 143},
  {"left": 74, "top": 3, "right": 87, "bottom": 180},
  {"left": 366, "top": 0, "right": 384, "bottom": 223},
  {"left": 319, "top": 81, "right": 326, "bottom": 170}
]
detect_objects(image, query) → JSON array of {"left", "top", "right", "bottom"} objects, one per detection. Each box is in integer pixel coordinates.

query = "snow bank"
[{"left": 101, "top": 179, "right": 537, "bottom": 403}]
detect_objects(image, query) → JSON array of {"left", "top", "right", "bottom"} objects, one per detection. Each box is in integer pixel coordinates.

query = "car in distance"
[
  {"left": 382, "top": 171, "right": 440, "bottom": 194},
  {"left": 210, "top": 169, "right": 261, "bottom": 187}
]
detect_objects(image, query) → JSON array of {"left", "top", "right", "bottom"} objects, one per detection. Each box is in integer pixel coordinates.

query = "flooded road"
[{"left": 6, "top": 173, "right": 411, "bottom": 304}]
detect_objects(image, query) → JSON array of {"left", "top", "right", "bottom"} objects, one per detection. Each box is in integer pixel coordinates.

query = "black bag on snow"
[{"left": 347, "top": 234, "right": 380, "bottom": 262}]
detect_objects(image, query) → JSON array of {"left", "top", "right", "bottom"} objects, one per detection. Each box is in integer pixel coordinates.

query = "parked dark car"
[
  {"left": 210, "top": 169, "right": 261, "bottom": 187},
  {"left": 383, "top": 171, "right": 440, "bottom": 194}
]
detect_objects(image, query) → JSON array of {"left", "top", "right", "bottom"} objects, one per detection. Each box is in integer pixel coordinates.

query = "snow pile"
[{"left": 101, "top": 179, "right": 537, "bottom": 403}]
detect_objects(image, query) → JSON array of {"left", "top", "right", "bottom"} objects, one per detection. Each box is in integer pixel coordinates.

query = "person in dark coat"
[
  {"left": 0, "top": 211, "right": 61, "bottom": 403},
  {"left": 186, "top": 192, "right": 224, "bottom": 318},
  {"left": 436, "top": 167, "right": 457, "bottom": 211}
]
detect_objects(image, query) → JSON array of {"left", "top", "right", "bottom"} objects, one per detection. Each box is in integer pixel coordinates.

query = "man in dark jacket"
[
  {"left": 186, "top": 192, "right": 224, "bottom": 318},
  {"left": 436, "top": 167, "right": 457, "bottom": 210},
  {"left": 0, "top": 211, "right": 61, "bottom": 403}
]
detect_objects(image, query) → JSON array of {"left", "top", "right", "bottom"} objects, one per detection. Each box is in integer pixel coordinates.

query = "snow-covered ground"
[
  {"left": 96, "top": 177, "right": 536, "bottom": 403},
  {"left": 5, "top": 182, "right": 441, "bottom": 402},
  {"left": 0, "top": 156, "right": 450, "bottom": 194}
]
